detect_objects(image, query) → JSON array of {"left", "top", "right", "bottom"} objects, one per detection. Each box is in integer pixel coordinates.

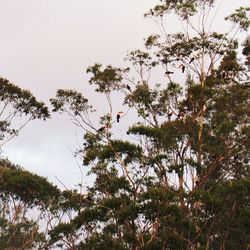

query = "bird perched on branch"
[
  {"left": 126, "top": 84, "right": 131, "bottom": 91},
  {"left": 189, "top": 57, "right": 195, "bottom": 64},
  {"left": 116, "top": 111, "right": 124, "bottom": 122},
  {"left": 179, "top": 64, "right": 185, "bottom": 73},
  {"left": 98, "top": 126, "right": 105, "bottom": 132},
  {"left": 165, "top": 71, "right": 174, "bottom": 75}
]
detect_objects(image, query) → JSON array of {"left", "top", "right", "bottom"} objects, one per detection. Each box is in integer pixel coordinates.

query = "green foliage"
[
  {"left": 50, "top": 89, "right": 93, "bottom": 114},
  {"left": 126, "top": 50, "right": 158, "bottom": 71},
  {"left": 0, "top": 77, "right": 49, "bottom": 144},
  {"left": 145, "top": 0, "right": 215, "bottom": 20},
  {"left": 0, "top": 77, "right": 49, "bottom": 119},
  {"left": 0, "top": 161, "right": 60, "bottom": 208},
  {"left": 86, "top": 64, "right": 127, "bottom": 93},
  {"left": 0, "top": 160, "right": 63, "bottom": 249},
  {"left": 1, "top": 0, "right": 248, "bottom": 249},
  {"left": 0, "top": 219, "right": 42, "bottom": 250},
  {"left": 242, "top": 35, "right": 250, "bottom": 67},
  {"left": 218, "top": 50, "right": 243, "bottom": 75},
  {"left": 48, "top": 1, "right": 250, "bottom": 247},
  {"left": 0, "top": 78, "right": 52, "bottom": 248},
  {"left": 225, "top": 7, "right": 250, "bottom": 31}
]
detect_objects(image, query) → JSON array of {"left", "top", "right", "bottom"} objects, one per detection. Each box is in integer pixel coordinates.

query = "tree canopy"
[
  {"left": 48, "top": 1, "right": 250, "bottom": 249},
  {"left": 0, "top": 77, "right": 49, "bottom": 147}
]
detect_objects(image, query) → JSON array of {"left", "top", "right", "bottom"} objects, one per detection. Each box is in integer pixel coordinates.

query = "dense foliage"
[{"left": 49, "top": 1, "right": 250, "bottom": 249}]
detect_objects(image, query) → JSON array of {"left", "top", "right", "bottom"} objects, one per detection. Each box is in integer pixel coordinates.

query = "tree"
[
  {"left": 0, "top": 158, "right": 62, "bottom": 249},
  {"left": 242, "top": 35, "right": 250, "bottom": 68},
  {"left": 50, "top": 1, "right": 250, "bottom": 249},
  {"left": 0, "top": 78, "right": 52, "bottom": 249},
  {"left": 0, "top": 77, "right": 50, "bottom": 148}
]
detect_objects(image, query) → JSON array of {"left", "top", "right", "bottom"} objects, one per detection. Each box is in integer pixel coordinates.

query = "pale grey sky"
[
  {"left": 0, "top": 0, "right": 158, "bottom": 189},
  {"left": 0, "top": 0, "right": 248, "bottom": 189}
]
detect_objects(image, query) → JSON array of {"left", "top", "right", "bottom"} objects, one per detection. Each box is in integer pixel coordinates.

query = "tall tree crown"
[{"left": 49, "top": 1, "right": 250, "bottom": 248}]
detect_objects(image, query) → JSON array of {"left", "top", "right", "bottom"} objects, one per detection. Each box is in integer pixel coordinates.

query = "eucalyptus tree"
[
  {"left": 50, "top": 1, "right": 250, "bottom": 249},
  {"left": 0, "top": 77, "right": 50, "bottom": 148},
  {"left": 0, "top": 159, "right": 62, "bottom": 249},
  {"left": 0, "top": 77, "right": 52, "bottom": 248}
]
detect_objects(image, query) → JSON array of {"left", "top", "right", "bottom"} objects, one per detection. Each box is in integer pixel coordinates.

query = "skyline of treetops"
[{"left": 0, "top": 1, "right": 249, "bottom": 249}]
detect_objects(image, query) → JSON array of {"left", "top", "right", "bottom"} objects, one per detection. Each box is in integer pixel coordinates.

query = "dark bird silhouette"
[
  {"left": 117, "top": 114, "right": 120, "bottom": 123},
  {"left": 222, "top": 72, "right": 226, "bottom": 78},
  {"left": 116, "top": 111, "right": 124, "bottom": 123},
  {"left": 98, "top": 127, "right": 105, "bottom": 132},
  {"left": 165, "top": 71, "right": 174, "bottom": 75},
  {"left": 182, "top": 65, "right": 185, "bottom": 73},
  {"left": 179, "top": 64, "right": 185, "bottom": 73},
  {"left": 195, "top": 180, "right": 199, "bottom": 186},
  {"left": 126, "top": 84, "right": 131, "bottom": 91},
  {"left": 189, "top": 57, "right": 195, "bottom": 64}
]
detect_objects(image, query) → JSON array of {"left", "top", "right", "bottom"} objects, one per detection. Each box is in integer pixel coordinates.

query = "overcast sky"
[{"left": 0, "top": 0, "right": 248, "bottom": 189}]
